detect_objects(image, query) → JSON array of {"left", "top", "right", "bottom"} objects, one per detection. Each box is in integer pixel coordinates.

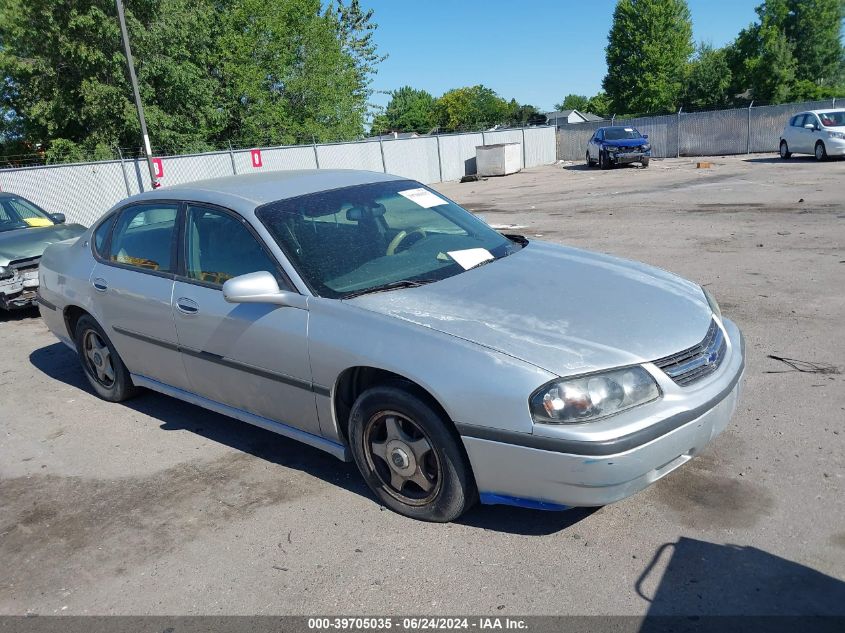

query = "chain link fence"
[
  {"left": 0, "top": 127, "right": 556, "bottom": 227},
  {"left": 556, "top": 98, "right": 842, "bottom": 160}
]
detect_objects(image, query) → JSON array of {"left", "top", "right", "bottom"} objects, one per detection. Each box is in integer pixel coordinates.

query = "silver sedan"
[{"left": 38, "top": 170, "right": 745, "bottom": 522}]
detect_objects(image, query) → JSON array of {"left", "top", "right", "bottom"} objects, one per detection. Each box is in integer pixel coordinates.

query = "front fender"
[{"left": 306, "top": 298, "right": 556, "bottom": 444}]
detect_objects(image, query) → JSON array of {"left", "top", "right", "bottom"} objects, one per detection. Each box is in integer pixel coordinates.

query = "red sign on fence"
[
  {"left": 251, "top": 149, "right": 263, "bottom": 168},
  {"left": 152, "top": 158, "right": 164, "bottom": 178}
]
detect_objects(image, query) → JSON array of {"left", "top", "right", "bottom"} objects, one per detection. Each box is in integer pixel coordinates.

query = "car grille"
[
  {"left": 652, "top": 320, "right": 726, "bottom": 386},
  {"left": 10, "top": 255, "right": 40, "bottom": 273}
]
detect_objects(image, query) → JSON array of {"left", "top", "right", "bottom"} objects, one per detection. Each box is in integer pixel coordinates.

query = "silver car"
[{"left": 38, "top": 170, "right": 745, "bottom": 522}]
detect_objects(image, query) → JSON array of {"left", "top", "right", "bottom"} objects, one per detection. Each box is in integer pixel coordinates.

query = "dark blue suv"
[{"left": 586, "top": 126, "right": 651, "bottom": 169}]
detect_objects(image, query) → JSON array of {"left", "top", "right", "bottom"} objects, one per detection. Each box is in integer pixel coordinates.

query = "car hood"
[
  {"left": 0, "top": 224, "right": 86, "bottom": 267},
  {"left": 602, "top": 138, "right": 647, "bottom": 148},
  {"left": 349, "top": 241, "right": 714, "bottom": 376}
]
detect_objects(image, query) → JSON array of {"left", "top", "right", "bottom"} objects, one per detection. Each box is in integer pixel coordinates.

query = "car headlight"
[
  {"left": 604, "top": 145, "right": 619, "bottom": 153},
  {"left": 0, "top": 266, "right": 13, "bottom": 281},
  {"left": 642, "top": 143, "right": 651, "bottom": 151},
  {"left": 530, "top": 366, "right": 661, "bottom": 425},
  {"left": 828, "top": 131, "right": 845, "bottom": 140},
  {"left": 702, "top": 286, "right": 721, "bottom": 319}
]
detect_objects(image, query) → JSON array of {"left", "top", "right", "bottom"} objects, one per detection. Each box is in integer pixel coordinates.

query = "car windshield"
[
  {"left": 256, "top": 180, "right": 524, "bottom": 299},
  {"left": 818, "top": 111, "right": 845, "bottom": 127},
  {"left": 604, "top": 127, "right": 641, "bottom": 140},
  {"left": 0, "top": 196, "right": 54, "bottom": 233}
]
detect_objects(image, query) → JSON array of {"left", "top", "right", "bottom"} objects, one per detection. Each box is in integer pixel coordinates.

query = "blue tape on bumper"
[{"left": 479, "top": 492, "right": 570, "bottom": 512}]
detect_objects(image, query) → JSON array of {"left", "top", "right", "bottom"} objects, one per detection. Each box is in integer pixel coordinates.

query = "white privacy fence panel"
[
  {"left": 382, "top": 137, "right": 441, "bottom": 183},
  {"left": 0, "top": 161, "right": 130, "bottom": 227},
  {"left": 0, "top": 128, "right": 557, "bottom": 226},
  {"left": 317, "top": 141, "right": 384, "bottom": 172},
  {"left": 524, "top": 126, "right": 556, "bottom": 166},
  {"left": 437, "top": 133, "right": 485, "bottom": 182},
  {"left": 232, "top": 145, "right": 318, "bottom": 174},
  {"left": 555, "top": 98, "right": 842, "bottom": 160}
]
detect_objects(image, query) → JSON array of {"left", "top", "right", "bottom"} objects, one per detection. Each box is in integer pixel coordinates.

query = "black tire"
[
  {"left": 348, "top": 384, "right": 476, "bottom": 522},
  {"left": 75, "top": 314, "right": 139, "bottom": 402},
  {"left": 599, "top": 150, "right": 610, "bottom": 170},
  {"left": 641, "top": 158, "right": 650, "bottom": 168},
  {"left": 585, "top": 151, "right": 593, "bottom": 168},
  {"left": 779, "top": 140, "right": 791, "bottom": 159},
  {"left": 814, "top": 141, "right": 827, "bottom": 161}
]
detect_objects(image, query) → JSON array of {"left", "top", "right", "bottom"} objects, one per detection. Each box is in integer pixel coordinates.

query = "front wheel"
[
  {"left": 815, "top": 141, "right": 827, "bottom": 161},
  {"left": 349, "top": 384, "right": 476, "bottom": 522},
  {"left": 641, "top": 158, "right": 650, "bottom": 168},
  {"left": 75, "top": 314, "right": 139, "bottom": 402},
  {"left": 599, "top": 150, "right": 611, "bottom": 170},
  {"left": 779, "top": 140, "right": 791, "bottom": 159}
]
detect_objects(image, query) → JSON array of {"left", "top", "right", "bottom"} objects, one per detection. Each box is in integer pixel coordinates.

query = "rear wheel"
[
  {"left": 779, "top": 140, "right": 791, "bottom": 159},
  {"left": 75, "top": 314, "right": 138, "bottom": 402},
  {"left": 349, "top": 384, "right": 476, "bottom": 522},
  {"left": 585, "top": 151, "right": 593, "bottom": 168},
  {"left": 814, "top": 141, "right": 827, "bottom": 161}
]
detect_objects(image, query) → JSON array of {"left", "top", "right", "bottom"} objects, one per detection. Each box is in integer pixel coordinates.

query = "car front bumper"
[
  {"left": 824, "top": 137, "right": 845, "bottom": 156},
  {"left": 609, "top": 151, "right": 650, "bottom": 164},
  {"left": 0, "top": 268, "right": 39, "bottom": 310},
  {"left": 460, "top": 319, "right": 745, "bottom": 510}
]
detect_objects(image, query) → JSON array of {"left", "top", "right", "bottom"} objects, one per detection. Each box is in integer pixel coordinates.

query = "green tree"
[
  {"left": 371, "top": 86, "right": 437, "bottom": 134},
  {"left": 555, "top": 94, "right": 590, "bottom": 111},
  {"left": 0, "top": 0, "right": 225, "bottom": 158},
  {"left": 603, "top": 0, "right": 694, "bottom": 114},
  {"left": 585, "top": 92, "right": 612, "bottom": 116},
  {"left": 507, "top": 100, "right": 543, "bottom": 125},
  {"left": 0, "top": 0, "right": 384, "bottom": 159},
  {"left": 726, "top": 0, "right": 844, "bottom": 104},
  {"left": 434, "top": 85, "right": 510, "bottom": 132},
  {"left": 683, "top": 44, "right": 733, "bottom": 110}
]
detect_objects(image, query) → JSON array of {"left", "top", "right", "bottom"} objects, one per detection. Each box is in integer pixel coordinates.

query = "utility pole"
[{"left": 115, "top": 0, "right": 158, "bottom": 189}]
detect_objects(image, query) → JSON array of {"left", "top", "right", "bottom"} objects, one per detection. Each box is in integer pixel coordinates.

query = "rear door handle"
[
  {"left": 176, "top": 297, "right": 199, "bottom": 315},
  {"left": 92, "top": 278, "right": 108, "bottom": 292}
]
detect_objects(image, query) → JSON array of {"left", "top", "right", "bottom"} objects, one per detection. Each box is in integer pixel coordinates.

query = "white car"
[{"left": 779, "top": 108, "right": 845, "bottom": 160}]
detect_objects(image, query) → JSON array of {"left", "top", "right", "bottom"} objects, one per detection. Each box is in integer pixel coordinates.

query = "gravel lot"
[{"left": 1, "top": 154, "right": 843, "bottom": 616}]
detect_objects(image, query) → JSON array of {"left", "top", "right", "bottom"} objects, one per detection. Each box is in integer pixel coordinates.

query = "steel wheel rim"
[
  {"left": 815, "top": 144, "right": 824, "bottom": 160},
  {"left": 83, "top": 329, "right": 115, "bottom": 387},
  {"left": 780, "top": 142, "right": 787, "bottom": 157},
  {"left": 363, "top": 410, "right": 442, "bottom": 506}
]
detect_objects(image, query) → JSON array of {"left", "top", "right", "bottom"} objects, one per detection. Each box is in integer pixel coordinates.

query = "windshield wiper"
[{"left": 342, "top": 278, "right": 437, "bottom": 299}]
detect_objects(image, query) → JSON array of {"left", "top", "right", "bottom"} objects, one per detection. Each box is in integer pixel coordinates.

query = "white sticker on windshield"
[
  {"left": 624, "top": 127, "right": 634, "bottom": 132},
  {"left": 398, "top": 187, "right": 448, "bottom": 208},
  {"left": 447, "top": 248, "right": 494, "bottom": 270}
]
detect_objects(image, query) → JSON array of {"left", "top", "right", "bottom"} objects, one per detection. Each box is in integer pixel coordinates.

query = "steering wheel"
[{"left": 386, "top": 227, "right": 427, "bottom": 256}]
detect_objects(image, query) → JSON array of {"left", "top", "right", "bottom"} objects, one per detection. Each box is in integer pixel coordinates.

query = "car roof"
[
  {"left": 123, "top": 169, "right": 406, "bottom": 214},
  {"left": 800, "top": 109, "right": 845, "bottom": 115}
]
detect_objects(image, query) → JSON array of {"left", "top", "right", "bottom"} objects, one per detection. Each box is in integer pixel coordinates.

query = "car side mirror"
[
  {"left": 642, "top": 134, "right": 649, "bottom": 139},
  {"left": 51, "top": 213, "right": 66, "bottom": 224},
  {"left": 222, "top": 271, "right": 307, "bottom": 309},
  {"left": 803, "top": 123, "right": 817, "bottom": 130}
]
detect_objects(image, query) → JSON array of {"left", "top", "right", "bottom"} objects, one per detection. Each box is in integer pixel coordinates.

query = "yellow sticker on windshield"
[{"left": 23, "top": 217, "right": 53, "bottom": 227}]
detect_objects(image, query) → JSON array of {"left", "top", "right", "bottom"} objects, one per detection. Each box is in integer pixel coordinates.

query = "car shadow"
[
  {"left": 636, "top": 537, "right": 845, "bottom": 622},
  {"left": 0, "top": 305, "right": 40, "bottom": 322},
  {"left": 745, "top": 156, "right": 843, "bottom": 164},
  {"left": 562, "top": 163, "right": 645, "bottom": 171},
  {"left": 28, "top": 341, "right": 593, "bottom": 534}
]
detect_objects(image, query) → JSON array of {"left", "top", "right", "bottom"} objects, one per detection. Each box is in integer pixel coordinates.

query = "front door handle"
[
  {"left": 176, "top": 297, "right": 199, "bottom": 315},
  {"left": 92, "top": 278, "right": 108, "bottom": 292}
]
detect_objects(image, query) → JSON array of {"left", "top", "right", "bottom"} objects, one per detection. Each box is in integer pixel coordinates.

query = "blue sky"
[{"left": 363, "top": 0, "right": 760, "bottom": 113}]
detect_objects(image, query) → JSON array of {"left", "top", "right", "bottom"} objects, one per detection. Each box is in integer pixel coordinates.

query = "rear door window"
[{"left": 108, "top": 204, "right": 178, "bottom": 273}]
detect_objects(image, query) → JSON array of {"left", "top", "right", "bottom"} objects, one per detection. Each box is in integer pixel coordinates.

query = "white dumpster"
[{"left": 476, "top": 143, "right": 522, "bottom": 177}]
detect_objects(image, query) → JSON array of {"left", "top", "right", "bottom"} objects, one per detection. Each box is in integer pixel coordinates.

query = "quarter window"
[
  {"left": 109, "top": 204, "right": 178, "bottom": 272},
  {"left": 93, "top": 214, "right": 116, "bottom": 257},
  {"left": 184, "top": 205, "right": 279, "bottom": 286}
]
